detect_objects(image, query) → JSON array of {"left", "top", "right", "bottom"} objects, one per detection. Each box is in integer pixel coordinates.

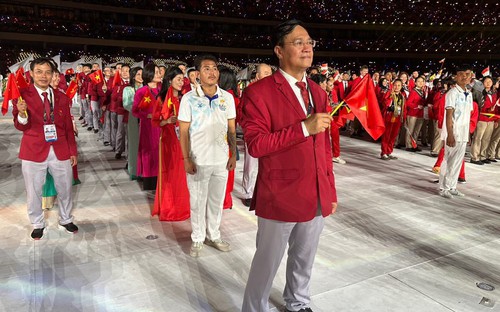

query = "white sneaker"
[
  {"left": 190, "top": 241, "right": 204, "bottom": 257},
  {"left": 204, "top": 238, "right": 231, "bottom": 252},
  {"left": 449, "top": 189, "right": 465, "bottom": 197},
  {"left": 439, "top": 190, "right": 453, "bottom": 199},
  {"left": 388, "top": 154, "right": 398, "bottom": 160},
  {"left": 333, "top": 157, "right": 346, "bottom": 164},
  {"left": 381, "top": 154, "right": 389, "bottom": 160}
]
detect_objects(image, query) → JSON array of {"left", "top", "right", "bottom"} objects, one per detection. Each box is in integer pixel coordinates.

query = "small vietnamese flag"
[
  {"left": 161, "top": 86, "right": 180, "bottom": 120},
  {"left": 66, "top": 79, "right": 78, "bottom": 99},
  {"left": 15, "top": 68, "right": 29, "bottom": 90},
  {"left": 2, "top": 73, "right": 21, "bottom": 115},
  {"left": 89, "top": 70, "right": 104, "bottom": 85},
  {"left": 138, "top": 87, "right": 154, "bottom": 109},
  {"left": 111, "top": 70, "right": 121, "bottom": 88},
  {"left": 482, "top": 66, "right": 490, "bottom": 77}
]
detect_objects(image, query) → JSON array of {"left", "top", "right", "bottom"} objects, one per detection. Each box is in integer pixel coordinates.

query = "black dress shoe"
[
  {"left": 458, "top": 178, "right": 466, "bottom": 184},
  {"left": 104, "top": 142, "right": 110, "bottom": 146},
  {"left": 78, "top": 116, "right": 84, "bottom": 120},
  {"left": 482, "top": 159, "right": 491, "bottom": 164},
  {"left": 93, "top": 129, "right": 99, "bottom": 134},
  {"left": 115, "top": 153, "right": 122, "bottom": 160},
  {"left": 31, "top": 228, "right": 45, "bottom": 240},
  {"left": 285, "top": 308, "right": 313, "bottom": 312},
  {"left": 243, "top": 198, "right": 252, "bottom": 207},
  {"left": 471, "top": 160, "right": 484, "bottom": 165},
  {"left": 87, "top": 127, "right": 93, "bottom": 131},
  {"left": 60, "top": 222, "right": 78, "bottom": 233},
  {"left": 488, "top": 158, "right": 497, "bottom": 163}
]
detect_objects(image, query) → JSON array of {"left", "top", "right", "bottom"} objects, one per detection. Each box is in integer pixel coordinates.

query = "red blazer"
[
  {"left": 479, "top": 91, "right": 498, "bottom": 122},
  {"left": 240, "top": 70, "right": 337, "bottom": 222},
  {"left": 335, "top": 80, "right": 350, "bottom": 100},
  {"left": 12, "top": 84, "right": 77, "bottom": 162},
  {"left": 406, "top": 88, "right": 427, "bottom": 118}
]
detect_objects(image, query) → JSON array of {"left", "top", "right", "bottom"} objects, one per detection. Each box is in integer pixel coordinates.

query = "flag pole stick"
[{"left": 330, "top": 101, "right": 345, "bottom": 117}]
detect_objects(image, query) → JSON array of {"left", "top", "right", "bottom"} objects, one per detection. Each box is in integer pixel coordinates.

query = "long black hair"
[
  {"left": 218, "top": 66, "right": 238, "bottom": 95},
  {"left": 129, "top": 66, "right": 143, "bottom": 89},
  {"left": 158, "top": 67, "right": 183, "bottom": 101}
]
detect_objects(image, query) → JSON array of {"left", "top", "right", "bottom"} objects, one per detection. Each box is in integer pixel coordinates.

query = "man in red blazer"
[
  {"left": 240, "top": 20, "right": 337, "bottom": 312},
  {"left": 13, "top": 57, "right": 79, "bottom": 240}
]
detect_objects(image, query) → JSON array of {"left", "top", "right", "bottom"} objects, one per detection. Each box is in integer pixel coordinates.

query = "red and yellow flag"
[
  {"left": 161, "top": 86, "right": 180, "bottom": 120},
  {"left": 66, "top": 79, "right": 78, "bottom": 99},
  {"left": 2, "top": 73, "right": 21, "bottom": 115},
  {"left": 343, "top": 74, "right": 385, "bottom": 140},
  {"left": 138, "top": 87, "right": 154, "bottom": 110},
  {"left": 88, "top": 70, "right": 104, "bottom": 85},
  {"left": 111, "top": 70, "right": 121, "bottom": 88},
  {"left": 15, "top": 67, "right": 29, "bottom": 90}
]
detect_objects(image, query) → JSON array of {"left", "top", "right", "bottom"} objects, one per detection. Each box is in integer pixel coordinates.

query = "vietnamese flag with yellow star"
[
  {"left": 343, "top": 74, "right": 385, "bottom": 140},
  {"left": 66, "top": 79, "right": 78, "bottom": 99},
  {"left": 138, "top": 87, "right": 154, "bottom": 109},
  {"left": 2, "top": 73, "right": 21, "bottom": 115},
  {"left": 88, "top": 70, "right": 104, "bottom": 85},
  {"left": 160, "top": 86, "right": 179, "bottom": 120},
  {"left": 15, "top": 67, "right": 30, "bottom": 89}
]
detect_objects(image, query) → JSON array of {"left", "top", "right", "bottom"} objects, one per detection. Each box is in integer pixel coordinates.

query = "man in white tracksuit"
[{"left": 439, "top": 65, "right": 473, "bottom": 198}]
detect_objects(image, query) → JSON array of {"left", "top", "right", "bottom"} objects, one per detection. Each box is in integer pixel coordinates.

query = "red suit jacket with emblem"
[
  {"left": 12, "top": 84, "right": 77, "bottom": 162},
  {"left": 240, "top": 70, "right": 337, "bottom": 222}
]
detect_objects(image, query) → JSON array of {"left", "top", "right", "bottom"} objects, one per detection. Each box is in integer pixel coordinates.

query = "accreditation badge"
[
  {"left": 175, "top": 125, "right": 180, "bottom": 141},
  {"left": 44, "top": 124, "right": 58, "bottom": 142}
]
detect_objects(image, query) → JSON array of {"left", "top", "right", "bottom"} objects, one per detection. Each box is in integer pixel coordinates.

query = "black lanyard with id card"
[{"left": 43, "top": 90, "right": 57, "bottom": 143}]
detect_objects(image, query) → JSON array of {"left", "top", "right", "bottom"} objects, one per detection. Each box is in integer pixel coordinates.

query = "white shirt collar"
[
  {"left": 279, "top": 69, "right": 307, "bottom": 88},
  {"left": 34, "top": 85, "right": 53, "bottom": 100},
  {"left": 194, "top": 84, "right": 222, "bottom": 99}
]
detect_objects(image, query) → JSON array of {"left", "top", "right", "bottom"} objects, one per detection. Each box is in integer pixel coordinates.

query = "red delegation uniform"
[
  {"left": 406, "top": 88, "right": 427, "bottom": 118},
  {"left": 240, "top": 71, "right": 337, "bottom": 222},
  {"left": 380, "top": 92, "right": 406, "bottom": 156},
  {"left": 479, "top": 91, "right": 498, "bottom": 122},
  {"left": 12, "top": 84, "right": 77, "bottom": 162},
  {"left": 334, "top": 80, "right": 350, "bottom": 101},
  {"left": 110, "top": 80, "right": 129, "bottom": 122}
]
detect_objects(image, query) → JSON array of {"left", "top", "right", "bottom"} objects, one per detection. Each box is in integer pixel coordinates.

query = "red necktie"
[
  {"left": 296, "top": 81, "right": 313, "bottom": 115},
  {"left": 42, "top": 91, "right": 52, "bottom": 123}
]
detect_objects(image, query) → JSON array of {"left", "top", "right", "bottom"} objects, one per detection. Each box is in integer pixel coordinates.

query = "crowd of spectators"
[{"left": 70, "top": 0, "right": 499, "bottom": 26}]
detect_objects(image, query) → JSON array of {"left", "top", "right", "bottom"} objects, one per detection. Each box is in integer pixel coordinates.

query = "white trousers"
[
  {"left": 242, "top": 142, "right": 258, "bottom": 199},
  {"left": 242, "top": 216, "right": 324, "bottom": 312},
  {"left": 22, "top": 146, "right": 74, "bottom": 229},
  {"left": 187, "top": 164, "right": 228, "bottom": 242},
  {"left": 439, "top": 141, "right": 467, "bottom": 191}
]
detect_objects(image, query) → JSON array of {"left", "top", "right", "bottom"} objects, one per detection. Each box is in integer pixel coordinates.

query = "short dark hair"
[
  {"left": 30, "top": 57, "right": 57, "bottom": 72},
  {"left": 121, "top": 64, "right": 130, "bottom": 70},
  {"left": 360, "top": 65, "right": 369, "bottom": 71},
  {"left": 310, "top": 74, "right": 327, "bottom": 85},
  {"left": 273, "top": 19, "right": 304, "bottom": 47},
  {"left": 194, "top": 54, "right": 218, "bottom": 71},
  {"left": 187, "top": 68, "right": 197, "bottom": 75},
  {"left": 142, "top": 63, "right": 157, "bottom": 85},
  {"left": 456, "top": 64, "right": 472, "bottom": 73}
]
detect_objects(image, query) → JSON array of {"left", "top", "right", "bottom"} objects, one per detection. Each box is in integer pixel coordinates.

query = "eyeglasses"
[{"left": 284, "top": 39, "right": 317, "bottom": 48}]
